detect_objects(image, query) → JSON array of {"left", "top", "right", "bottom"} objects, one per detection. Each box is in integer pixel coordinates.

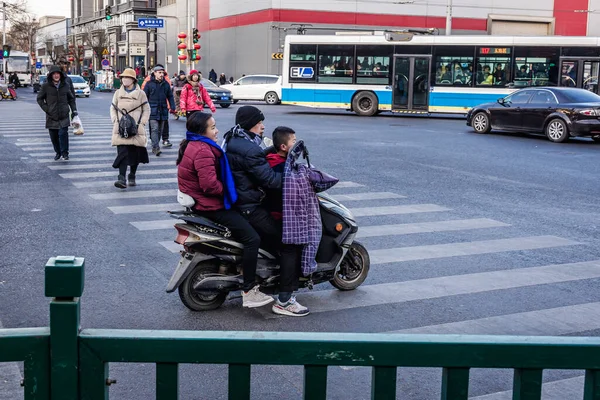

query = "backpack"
[{"left": 112, "top": 101, "right": 147, "bottom": 138}]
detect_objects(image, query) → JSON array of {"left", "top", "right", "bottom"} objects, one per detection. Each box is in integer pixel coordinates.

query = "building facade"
[
  {"left": 35, "top": 17, "right": 70, "bottom": 72},
  {"left": 193, "top": 0, "right": 600, "bottom": 80}
]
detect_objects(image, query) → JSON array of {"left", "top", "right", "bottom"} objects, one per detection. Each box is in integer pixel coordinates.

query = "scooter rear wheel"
[
  {"left": 178, "top": 261, "right": 227, "bottom": 311},
  {"left": 330, "top": 241, "right": 370, "bottom": 291}
]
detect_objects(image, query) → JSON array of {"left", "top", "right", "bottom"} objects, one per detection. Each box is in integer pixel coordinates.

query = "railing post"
[{"left": 45, "top": 256, "right": 85, "bottom": 400}]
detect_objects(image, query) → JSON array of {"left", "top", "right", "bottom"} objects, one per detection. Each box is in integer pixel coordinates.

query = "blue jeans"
[
  {"left": 48, "top": 127, "right": 69, "bottom": 156},
  {"left": 149, "top": 119, "right": 166, "bottom": 149}
]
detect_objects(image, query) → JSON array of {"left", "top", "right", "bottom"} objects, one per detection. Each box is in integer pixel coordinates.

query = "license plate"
[
  {"left": 76, "top": 90, "right": 83, "bottom": 93},
  {"left": 221, "top": 97, "right": 229, "bottom": 100}
]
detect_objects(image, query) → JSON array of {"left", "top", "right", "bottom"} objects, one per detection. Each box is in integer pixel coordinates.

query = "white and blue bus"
[
  {"left": 281, "top": 33, "right": 600, "bottom": 116},
  {"left": 1, "top": 50, "right": 32, "bottom": 86}
]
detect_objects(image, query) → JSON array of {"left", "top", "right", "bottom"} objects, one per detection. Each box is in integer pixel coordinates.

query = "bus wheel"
[{"left": 352, "top": 92, "right": 378, "bottom": 116}]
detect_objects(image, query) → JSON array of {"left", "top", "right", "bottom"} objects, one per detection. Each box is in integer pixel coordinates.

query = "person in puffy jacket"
[
  {"left": 176, "top": 112, "right": 274, "bottom": 309},
  {"left": 143, "top": 65, "right": 176, "bottom": 155},
  {"left": 180, "top": 69, "right": 216, "bottom": 118},
  {"left": 110, "top": 68, "right": 151, "bottom": 189}
]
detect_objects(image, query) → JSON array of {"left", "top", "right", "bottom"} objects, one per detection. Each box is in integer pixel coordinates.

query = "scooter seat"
[{"left": 169, "top": 211, "right": 232, "bottom": 238}]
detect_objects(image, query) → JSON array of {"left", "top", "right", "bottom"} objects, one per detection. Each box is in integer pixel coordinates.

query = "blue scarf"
[{"left": 186, "top": 131, "right": 238, "bottom": 209}]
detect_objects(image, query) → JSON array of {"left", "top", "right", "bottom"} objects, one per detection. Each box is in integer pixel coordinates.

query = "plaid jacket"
[{"left": 282, "top": 144, "right": 322, "bottom": 276}]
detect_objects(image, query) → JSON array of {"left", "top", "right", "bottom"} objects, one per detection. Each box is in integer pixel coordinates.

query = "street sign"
[
  {"left": 102, "top": 48, "right": 109, "bottom": 55},
  {"left": 101, "top": 59, "right": 110, "bottom": 70},
  {"left": 271, "top": 53, "right": 283, "bottom": 60},
  {"left": 138, "top": 18, "right": 164, "bottom": 28},
  {"left": 35, "top": 61, "right": 42, "bottom": 69}
]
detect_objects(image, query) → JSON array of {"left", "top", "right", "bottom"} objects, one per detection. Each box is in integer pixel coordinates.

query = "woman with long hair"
[
  {"left": 176, "top": 112, "right": 274, "bottom": 309},
  {"left": 110, "top": 68, "right": 150, "bottom": 188}
]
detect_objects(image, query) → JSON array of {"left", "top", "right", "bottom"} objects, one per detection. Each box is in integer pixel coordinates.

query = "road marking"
[
  {"left": 470, "top": 376, "right": 583, "bottom": 400},
  {"left": 90, "top": 189, "right": 177, "bottom": 200},
  {"left": 331, "top": 192, "right": 406, "bottom": 201},
  {"left": 352, "top": 204, "right": 450, "bottom": 217},
  {"left": 29, "top": 150, "right": 119, "bottom": 157},
  {"left": 259, "top": 260, "right": 600, "bottom": 317},
  {"left": 159, "top": 241, "right": 181, "bottom": 253},
  {"left": 358, "top": 218, "right": 510, "bottom": 238},
  {"left": 60, "top": 168, "right": 177, "bottom": 179},
  {"left": 393, "top": 302, "right": 600, "bottom": 335},
  {"left": 16, "top": 140, "right": 111, "bottom": 146},
  {"left": 49, "top": 160, "right": 175, "bottom": 170},
  {"left": 332, "top": 181, "right": 365, "bottom": 188},
  {"left": 72, "top": 177, "right": 178, "bottom": 188},
  {"left": 37, "top": 154, "right": 177, "bottom": 163},
  {"left": 370, "top": 236, "right": 579, "bottom": 264},
  {"left": 131, "top": 219, "right": 176, "bottom": 230},
  {"left": 108, "top": 203, "right": 181, "bottom": 214}
]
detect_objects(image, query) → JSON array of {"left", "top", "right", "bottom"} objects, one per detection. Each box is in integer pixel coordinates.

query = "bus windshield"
[{"left": 6, "top": 56, "right": 30, "bottom": 73}]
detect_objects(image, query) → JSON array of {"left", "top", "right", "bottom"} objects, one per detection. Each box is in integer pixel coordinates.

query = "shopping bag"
[{"left": 72, "top": 115, "right": 84, "bottom": 135}]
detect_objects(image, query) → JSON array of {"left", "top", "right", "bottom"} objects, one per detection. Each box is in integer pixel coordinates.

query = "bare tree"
[
  {"left": 82, "top": 26, "right": 109, "bottom": 68},
  {"left": 6, "top": 10, "right": 38, "bottom": 52},
  {"left": 43, "top": 35, "right": 66, "bottom": 64}
]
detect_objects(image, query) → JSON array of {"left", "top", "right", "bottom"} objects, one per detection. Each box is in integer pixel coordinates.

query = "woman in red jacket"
[
  {"left": 176, "top": 113, "right": 274, "bottom": 309},
  {"left": 179, "top": 69, "right": 216, "bottom": 118}
]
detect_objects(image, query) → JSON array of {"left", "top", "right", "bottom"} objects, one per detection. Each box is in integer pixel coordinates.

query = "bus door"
[
  {"left": 559, "top": 58, "right": 600, "bottom": 93},
  {"left": 392, "top": 55, "right": 431, "bottom": 112}
]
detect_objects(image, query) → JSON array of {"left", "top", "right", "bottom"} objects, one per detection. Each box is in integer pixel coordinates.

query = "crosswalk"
[{"left": 1, "top": 101, "right": 598, "bottom": 399}]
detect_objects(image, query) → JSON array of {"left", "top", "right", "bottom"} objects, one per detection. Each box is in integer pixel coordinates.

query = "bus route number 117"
[{"left": 290, "top": 67, "right": 314, "bottom": 79}]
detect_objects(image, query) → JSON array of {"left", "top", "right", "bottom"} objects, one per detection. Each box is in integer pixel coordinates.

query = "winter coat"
[
  {"left": 265, "top": 152, "right": 286, "bottom": 220},
  {"left": 177, "top": 141, "right": 225, "bottom": 211},
  {"left": 142, "top": 75, "right": 176, "bottom": 120},
  {"left": 219, "top": 76, "right": 227, "bottom": 85},
  {"left": 180, "top": 79, "right": 215, "bottom": 113},
  {"left": 209, "top": 70, "right": 217, "bottom": 83},
  {"left": 110, "top": 85, "right": 151, "bottom": 147},
  {"left": 174, "top": 76, "right": 187, "bottom": 88},
  {"left": 36, "top": 70, "right": 78, "bottom": 130},
  {"left": 223, "top": 128, "right": 282, "bottom": 211}
]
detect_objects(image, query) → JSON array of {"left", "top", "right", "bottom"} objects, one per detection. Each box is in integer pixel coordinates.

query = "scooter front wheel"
[
  {"left": 330, "top": 241, "right": 370, "bottom": 291},
  {"left": 178, "top": 261, "right": 227, "bottom": 311}
]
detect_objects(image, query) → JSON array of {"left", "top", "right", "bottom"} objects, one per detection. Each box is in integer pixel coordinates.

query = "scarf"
[
  {"left": 221, "top": 125, "right": 264, "bottom": 152},
  {"left": 186, "top": 131, "right": 238, "bottom": 210}
]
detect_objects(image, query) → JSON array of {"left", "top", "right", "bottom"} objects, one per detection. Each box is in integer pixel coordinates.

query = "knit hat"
[
  {"left": 189, "top": 69, "right": 199, "bottom": 76},
  {"left": 153, "top": 64, "right": 165, "bottom": 72},
  {"left": 236, "top": 106, "right": 265, "bottom": 130},
  {"left": 120, "top": 68, "right": 137, "bottom": 79}
]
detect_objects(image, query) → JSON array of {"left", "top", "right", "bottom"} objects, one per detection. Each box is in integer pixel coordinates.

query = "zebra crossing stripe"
[
  {"left": 331, "top": 192, "right": 405, "bottom": 201},
  {"left": 470, "top": 376, "right": 583, "bottom": 400},
  {"left": 90, "top": 189, "right": 177, "bottom": 200},
  {"left": 72, "top": 177, "right": 178, "bottom": 188},
  {"left": 370, "top": 236, "right": 579, "bottom": 264},
  {"left": 352, "top": 204, "right": 449, "bottom": 217},
  {"left": 258, "top": 260, "right": 600, "bottom": 318},
  {"left": 159, "top": 241, "right": 181, "bottom": 253},
  {"left": 29, "top": 150, "right": 118, "bottom": 157},
  {"left": 358, "top": 218, "right": 509, "bottom": 238},
  {"left": 15, "top": 140, "right": 111, "bottom": 146},
  {"left": 49, "top": 160, "right": 175, "bottom": 170},
  {"left": 60, "top": 168, "right": 177, "bottom": 179}
]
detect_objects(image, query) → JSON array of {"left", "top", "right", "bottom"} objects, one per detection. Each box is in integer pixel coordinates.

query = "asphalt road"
[{"left": 1, "top": 86, "right": 600, "bottom": 399}]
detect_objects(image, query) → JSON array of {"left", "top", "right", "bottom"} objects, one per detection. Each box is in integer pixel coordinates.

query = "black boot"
[
  {"left": 114, "top": 175, "right": 127, "bottom": 189},
  {"left": 128, "top": 174, "right": 136, "bottom": 186}
]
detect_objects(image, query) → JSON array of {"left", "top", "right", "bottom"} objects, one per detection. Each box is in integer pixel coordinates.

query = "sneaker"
[
  {"left": 242, "top": 285, "right": 274, "bottom": 308},
  {"left": 272, "top": 296, "right": 310, "bottom": 317},
  {"left": 54, "top": 153, "right": 61, "bottom": 161},
  {"left": 114, "top": 175, "right": 127, "bottom": 189},
  {"left": 152, "top": 147, "right": 161, "bottom": 156},
  {"left": 162, "top": 140, "right": 172, "bottom": 147},
  {"left": 62, "top": 155, "right": 69, "bottom": 161}
]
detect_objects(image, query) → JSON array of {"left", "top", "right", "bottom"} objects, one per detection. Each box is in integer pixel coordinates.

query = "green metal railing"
[{"left": 1, "top": 256, "right": 600, "bottom": 399}]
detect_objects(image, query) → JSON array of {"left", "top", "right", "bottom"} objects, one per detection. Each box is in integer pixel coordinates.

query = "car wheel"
[
  {"left": 220, "top": 103, "right": 231, "bottom": 108},
  {"left": 545, "top": 118, "right": 569, "bottom": 143},
  {"left": 352, "top": 91, "right": 378, "bottom": 116},
  {"left": 265, "top": 91, "right": 279, "bottom": 105},
  {"left": 472, "top": 112, "right": 491, "bottom": 134}
]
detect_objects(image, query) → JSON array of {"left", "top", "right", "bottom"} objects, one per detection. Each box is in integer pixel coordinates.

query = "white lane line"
[
  {"left": 16, "top": 140, "right": 111, "bottom": 146},
  {"left": 29, "top": 150, "right": 119, "bottom": 156},
  {"left": 470, "top": 376, "right": 584, "bottom": 400},
  {"left": 393, "top": 302, "right": 600, "bottom": 335},
  {"left": 370, "top": 236, "right": 579, "bottom": 265},
  {"left": 159, "top": 241, "right": 181, "bottom": 253},
  {"left": 49, "top": 160, "right": 175, "bottom": 170},
  {"left": 331, "top": 192, "right": 406, "bottom": 201},
  {"left": 38, "top": 154, "right": 177, "bottom": 163},
  {"left": 60, "top": 168, "right": 177, "bottom": 179},
  {"left": 332, "top": 181, "right": 364, "bottom": 188},
  {"left": 108, "top": 203, "right": 181, "bottom": 214},
  {"left": 72, "top": 177, "right": 178, "bottom": 188},
  {"left": 90, "top": 189, "right": 176, "bottom": 200},
  {"left": 130, "top": 219, "right": 175, "bottom": 230},
  {"left": 352, "top": 204, "right": 450, "bottom": 217},
  {"left": 259, "top": 260, "right": 600, "bottom": 317},
  {"left": 358, "top": 218, "right": 510, "bottom": 238}
]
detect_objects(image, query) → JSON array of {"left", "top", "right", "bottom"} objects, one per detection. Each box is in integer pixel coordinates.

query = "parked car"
[
  {"left": 467, "top": 87, "right": 600, "bottom": 143},
  {"left": 201, "top": 78, "right": 233, "bottom": 108},
  {"left": 68, "top": 75, "right": 91, "bottom": 98},
  {"left": 221, "top": 75, "right": 282, "bottom": 105},
  {"left": 33, "top": 76, "right": 46, "bottom": 93}
]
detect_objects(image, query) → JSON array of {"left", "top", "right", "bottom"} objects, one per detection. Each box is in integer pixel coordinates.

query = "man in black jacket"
[
  {"left": 36, "top": 65, "right": 78, "bottom": 161},
  {"left": 223, "top": 106, "right": 307, "bottom": 316},
  {"left": 143, "top": 65, "right": 176, "bottom": 156}
]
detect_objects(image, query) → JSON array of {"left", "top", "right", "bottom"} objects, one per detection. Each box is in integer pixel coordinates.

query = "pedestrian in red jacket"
[{"left": 180, "top": 69, "right": 216, "bottom": 118}]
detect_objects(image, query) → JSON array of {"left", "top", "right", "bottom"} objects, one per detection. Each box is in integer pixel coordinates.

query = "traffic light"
[
  {"left": 105, "top": 5, "right": 112, "bottom": 20},
  {"left": 2, "top": 44, "right": 11, "bottom": 58},
  {"left": 193, "top": 28, "right": 200, "bottom": 43}
]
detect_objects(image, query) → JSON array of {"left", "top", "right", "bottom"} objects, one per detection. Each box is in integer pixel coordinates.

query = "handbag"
[{"left": 296, "top": 141, "right": 339, "bottom": 193}]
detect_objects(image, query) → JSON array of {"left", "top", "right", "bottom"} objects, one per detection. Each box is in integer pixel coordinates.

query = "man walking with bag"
[
  {"left": 143, "top": 65, "right": 176, "bottom": 156},
  {"left": 36, "top": 65, "right": 78, "bottom": 161}
]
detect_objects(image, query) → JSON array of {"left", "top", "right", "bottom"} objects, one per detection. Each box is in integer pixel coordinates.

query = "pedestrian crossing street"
[{"left": 2, "top": 107, "right": 599, "bottom": 399}]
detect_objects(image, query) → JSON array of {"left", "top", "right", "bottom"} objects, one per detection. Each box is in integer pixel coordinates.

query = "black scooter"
[{"left": 166, "top": 146, "right": 370, "bottom": 311}]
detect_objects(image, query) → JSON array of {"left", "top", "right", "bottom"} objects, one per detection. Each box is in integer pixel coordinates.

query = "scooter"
[
  {"left": 166, "top": 148, "right": 370, "bottom": 311},
  {"left": 0, "top": 84, "right": 17, "bottom": 101}
]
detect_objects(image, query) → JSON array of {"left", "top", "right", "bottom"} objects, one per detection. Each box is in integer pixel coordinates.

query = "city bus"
[
  {"left": 1, "top": 50, "right": 32, "bottom": 86},
  {"left": 281, "top": 34, "right": 600, "bottom": 116}
]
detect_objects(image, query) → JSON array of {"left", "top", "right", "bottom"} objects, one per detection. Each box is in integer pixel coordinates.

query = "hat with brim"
[{"left": 120, "top": 68, "right": 137, "bottom": 80}]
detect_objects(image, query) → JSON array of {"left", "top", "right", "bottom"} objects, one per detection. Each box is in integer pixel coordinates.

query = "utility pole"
[
  {"left": 445, "top": 0, "right": 452, "bottom": 35},
  {"left": 2, "top": 2, "right": 6, "bottom": 80}
]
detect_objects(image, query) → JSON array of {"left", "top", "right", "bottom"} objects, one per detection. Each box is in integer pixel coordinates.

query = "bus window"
[
  {"left": 512, "top": 47, "right": 559, "bottom": 87},
  {"left": 317, "top": 45, "right": 354, "bottom": 84},
  {"left": 432, "top": 46, "right": 474, "bottom": 86},
  {"left": 289, "top": 44, "right": 317, "bottom": 83},
  {"left": 356, "top": 45, "right": 392, "bottom": 85},
  {"left": 290, "top": 44, "right": 316, "bottom": 61},
  {"left": 476, "top": 47, "right": 512, "bottom": 87}
]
